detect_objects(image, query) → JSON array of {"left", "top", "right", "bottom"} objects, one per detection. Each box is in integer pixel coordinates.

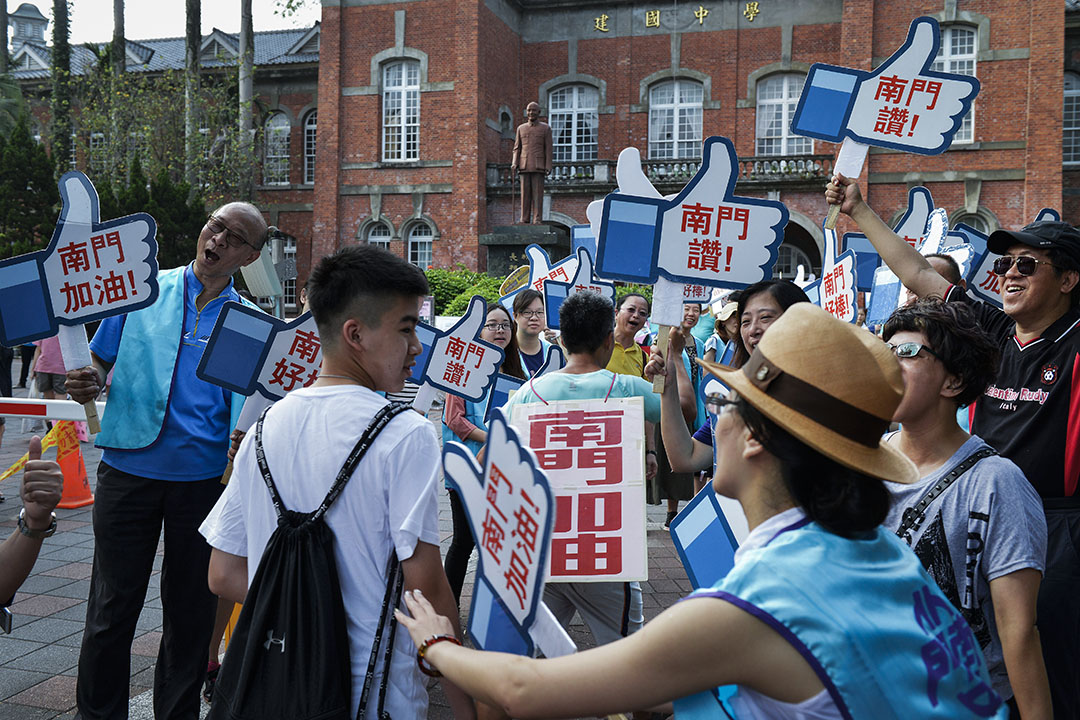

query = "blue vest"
[
  {"left": 691, "top": 522, "right": 1006, "bottom": 720},
  {"left": 442, "top": 392, "right": 489, "bottom": 456},
  {"left": 97, "top": 267, "right": 247, "bottom": 450}
]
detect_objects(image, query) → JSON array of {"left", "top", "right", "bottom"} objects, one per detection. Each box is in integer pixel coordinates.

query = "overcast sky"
[{"left": 18, "top": 0, "right": 322, "bottom": 45}]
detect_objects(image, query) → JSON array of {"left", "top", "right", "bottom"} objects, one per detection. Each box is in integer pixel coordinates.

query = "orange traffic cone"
[{"left": 54, "top": 421, "right": 94, "bottom": 509}]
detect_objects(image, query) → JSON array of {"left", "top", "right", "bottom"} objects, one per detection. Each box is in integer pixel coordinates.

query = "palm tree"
[
  {"left": 50, "top": 0, "right": 72, "bottom": 175},
  {"left": 184, "top": 0, "right": 199, "bottom": 188}
]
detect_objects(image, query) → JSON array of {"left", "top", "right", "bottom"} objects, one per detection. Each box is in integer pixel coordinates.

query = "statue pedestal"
[{"left": 480, "top": 224, "right": 570, "bottom": 278}]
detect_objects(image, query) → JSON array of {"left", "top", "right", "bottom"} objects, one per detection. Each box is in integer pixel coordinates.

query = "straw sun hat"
[{"left": 697, "top": 303, "right": 918, "bottom": 485}]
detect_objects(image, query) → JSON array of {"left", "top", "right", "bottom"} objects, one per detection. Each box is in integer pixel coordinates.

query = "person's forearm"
[
  {"left": 674, "top": 358, "right": 696, "bottom": 425},
  {"left": 645, "top": 422, "right": 656, "bottom": 453},
  {"left": 0, "top": 531, "right": 46, "bottom": 604},
  {"left": 847, "top": 200, "right": 943, "bottom": 298},
  {"left": 659, "top": 365, "right": 695, "bottom": 469},
  {"left": 1000, "top": 626, "right": 1052, "bottom": 719},
  {"left": 424, "top": 578, "right": 478, "bottom": 719}
]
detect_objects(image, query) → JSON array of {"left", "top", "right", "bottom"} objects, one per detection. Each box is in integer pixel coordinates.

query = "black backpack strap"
[
  {"left": 896, "top": 446, "right": 997, "bottom": 542},
  {"left": 357, "top": 552, "right": 404, "bottom": 720},
  {"left": 254, "top": 406, "right": 286, "bottom": 519},
  {"left": 312, "top": 401, "right": 413, "bottom": 523}
]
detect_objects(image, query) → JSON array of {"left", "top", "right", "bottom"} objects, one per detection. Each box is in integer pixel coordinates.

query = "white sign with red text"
[{"left": 510, "top": 397, "right": 647, "bottom": 582}]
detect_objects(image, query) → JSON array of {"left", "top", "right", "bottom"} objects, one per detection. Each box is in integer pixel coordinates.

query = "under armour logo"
[{"left": 264, "top": 630, "right": 286, "bottom": 653}]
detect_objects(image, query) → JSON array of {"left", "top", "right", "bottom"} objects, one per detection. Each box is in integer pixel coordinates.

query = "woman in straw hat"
[{"left": 394, "top": 304, "right": 1007, "bottom": 719}]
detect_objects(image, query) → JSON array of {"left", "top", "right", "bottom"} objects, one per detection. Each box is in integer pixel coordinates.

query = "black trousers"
[
  {"left": 1037, "top": 500, "right": 1080, "bottom": 719},
  {"left": 18, "top": 344, "right": 34, "bottom": 387},
  {"left": 443, "top": 488, "right": 475, "bottom": 603},
  {"left": 76, "top": 462, "right": 225, "bottom": 720}
]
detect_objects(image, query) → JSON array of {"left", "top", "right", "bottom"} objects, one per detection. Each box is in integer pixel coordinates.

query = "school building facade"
[{"left": 10, "top": 0, "right": 1080, "bottom": 303}]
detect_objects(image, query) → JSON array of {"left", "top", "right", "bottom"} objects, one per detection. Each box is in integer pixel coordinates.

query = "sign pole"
[{"left": 57, "top": 324, "right": 100, "bottom": 432}]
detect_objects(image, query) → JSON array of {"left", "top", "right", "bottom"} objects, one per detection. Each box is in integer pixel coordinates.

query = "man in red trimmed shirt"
[{"left": 828, "top": 175, "right": 1080, "bottom": 718}]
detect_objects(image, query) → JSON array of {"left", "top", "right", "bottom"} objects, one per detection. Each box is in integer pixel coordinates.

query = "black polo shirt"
[{"left": 947, "top": 286, "right": 1080, "bottom": 499}]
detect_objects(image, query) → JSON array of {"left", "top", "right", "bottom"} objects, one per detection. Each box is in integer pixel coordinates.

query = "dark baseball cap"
[{"left": 987, "top": 220, "right": 1080, "bottom": 263}]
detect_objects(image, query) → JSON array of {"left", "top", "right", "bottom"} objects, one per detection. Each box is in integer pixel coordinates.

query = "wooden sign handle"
[
  {"left": 825, "top": 203, "right": 841, "bottom": 230},
  {"left": 220, "top": 460, "right": 233, "bottom": 486},
  {"left": 652, "top": 325, "right": 672, "bottom": 393},
  {"left": 81, "top": 399, "right": 101, "bottom": 434}
]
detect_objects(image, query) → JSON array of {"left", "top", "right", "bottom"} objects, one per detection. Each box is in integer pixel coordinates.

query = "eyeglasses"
[
  {"left": 887, "top": 342, "right": 942, "bottom": 361},
  {"left": 518, "top": 310, "right": 544, "bottom": 319},
  {"left": 206, "top": 215, "right": 257, "bottom": 250},
  {"left": 483, "top": 322, "right": 512, "bottom": 331},
  {"left": 992, "top": 255, "right": 1059, "bottom": 276},
  {"left": 706, "top": 393, "right": 740, "bottom": 416}
]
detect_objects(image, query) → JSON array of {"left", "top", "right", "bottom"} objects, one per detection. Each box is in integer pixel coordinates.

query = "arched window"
[
  {"left": 1066, "top": 73, "right": 1080, "bottom": 165},
  {"left": 756, "top": 74, "right": 811, "bottom": 156},
  {"left": 383, "top": 60, "right": 420, "bottom": 161},
  {"left": 303, "top": 110, "right": 317, "bottom": 184},
  {"left": 932, "top": 25, "right": 976, "bottom": 144},
  {"left": 549, "top": 85, "right": 599, "bottom": 162},
  {"left": 366, "top": 223, "right": 391, "bottom": 250},
  {"left": 408, "top": 223, "right": 433, "bottom": 268},
  {"left": 772, "top": 244, "right": 813, "bottom": 281},
  {"left": 648, "top": 79, "right": 703, "bottom": 160},
  {"left": 263, "top": 112, "right": 291, "bottom": 185},
  {"left": 955, "top": 213, "right": 990, "bottom": 234}
]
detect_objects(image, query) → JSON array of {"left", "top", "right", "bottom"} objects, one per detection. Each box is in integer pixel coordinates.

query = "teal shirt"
[{"left": 502, "top": 369, "right": 661, "bottom": 423}]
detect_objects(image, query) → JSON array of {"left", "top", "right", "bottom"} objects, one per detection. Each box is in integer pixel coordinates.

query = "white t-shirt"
[{"left": 200, "top": 385, "right": 442, "bottom": 720}]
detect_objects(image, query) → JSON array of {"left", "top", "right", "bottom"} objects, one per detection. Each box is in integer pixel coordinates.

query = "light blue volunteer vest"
[
  {"left": 690, "top": 520, "right": 1006, "bottom": 719},
  {"left": 97, "top": 267, "right": 249, "bottom": 450}
]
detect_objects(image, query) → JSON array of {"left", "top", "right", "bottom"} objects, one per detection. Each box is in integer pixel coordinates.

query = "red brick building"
[{"left": 11, "top": 0, "right": 1078, "bottom": 296}]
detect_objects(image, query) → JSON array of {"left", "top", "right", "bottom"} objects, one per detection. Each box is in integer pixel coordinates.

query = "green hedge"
[{"left": 444, "top": 275, "right": 503, "bottom": 315}]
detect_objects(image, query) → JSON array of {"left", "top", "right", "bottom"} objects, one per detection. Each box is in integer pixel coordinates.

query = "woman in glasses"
[
  {"left": 512, "top": 289, "right": 552, "bottom": 376},
  {"left": 441, "top": 304, "right": 525, "bottom": 602},
  {"left": 396, "top": 304, "right": 1007, "bottom": 719},
  {"left": 882, "top": 300, "right": 1051, "bottom": 719}
]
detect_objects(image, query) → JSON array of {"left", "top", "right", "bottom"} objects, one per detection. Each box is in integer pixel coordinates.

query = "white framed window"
[
  {"left": 263, "top": 112, "right": 291, "bottom": 185},
  {"left": 366, "top": 223, "right": 391, "bottom": 250},
  {"left": 303, "top": 110, "right": 317, "bottom": 184},
  {"left": 89, "top": 132, "right": 106, "bottom": 176},
  {"left": 756, "top": 74, "right": 812, "bottom": 156},
  {"left": 408, "top": 223, "right": 433, "bottom": 268},
  {"left": 648, "top": 79, "right": 703, "bottom": 160},
  {"left": 931, "top": 25, "right": 976, "bottom": 144},
  {"left": 955, "top": 213, "right": 990, "bottom": 234},
  {"left": 69, "top": 133, "right": 77, "bottom": 170},
  {"left": 282, "top": 235, "right": 297, "bottom": 308},
  {"left": 549, "top": 85, "right": 599, "bottom": 162},
  {"left": 772, "top": 244, "right": 813, "bottom": 281},
  {"left": 1066, "top": 73, "right": 1080, "bottom": 165},
  {"left": 382, "top": 60, "right": 420, "bottom": 162}
]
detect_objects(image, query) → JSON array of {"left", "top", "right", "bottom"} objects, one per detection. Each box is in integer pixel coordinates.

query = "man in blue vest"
[{"left": 66, "top": 203, "right": 267, "bottom": 720}]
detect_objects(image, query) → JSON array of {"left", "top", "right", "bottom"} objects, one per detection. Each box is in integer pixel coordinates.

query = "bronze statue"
[{"left": 511, "top": 102, "right": 553, "bottom": 224}]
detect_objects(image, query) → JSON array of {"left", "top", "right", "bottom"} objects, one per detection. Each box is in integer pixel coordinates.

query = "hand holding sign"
[
  {"left": 544, "top": 248, "right": 616, "bottom": 330},
  {"left": 0, "top": 172, "right": 159, "bottom": 431},
  {"left": 412, "top": 296, "right": 505, "bottom": 413},
  {"left": 443, "top": 409, "right": 555, "bottom": 654}
]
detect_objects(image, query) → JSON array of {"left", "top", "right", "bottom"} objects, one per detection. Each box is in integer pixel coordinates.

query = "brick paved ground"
[{"left": 0, "top": 359, "right": 690, "bottom": 719}]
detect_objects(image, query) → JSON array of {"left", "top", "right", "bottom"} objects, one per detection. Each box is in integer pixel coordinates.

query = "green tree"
[
  {"left": 145, "top": 168, "right": 206, "bottom": 269},
  {"left": 50, "top": 0, "right": 72, "bottom": 175},
  {"left": 0, "top": 76, "right": 26, "bottom": 140},
  {"left": 0, "top": 116, "right": 60, "bottom": 258}
]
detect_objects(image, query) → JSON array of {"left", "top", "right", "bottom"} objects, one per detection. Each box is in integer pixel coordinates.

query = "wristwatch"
[{"left": 18, "top": 509, "right": 57, "bottom": 539}]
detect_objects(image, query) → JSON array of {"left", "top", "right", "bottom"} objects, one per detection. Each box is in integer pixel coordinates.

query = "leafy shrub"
[
  {"left": 425, "top": 266, "right": 486, "bottom": 315},
  {"left": 444, "top": 275, "right": 503, "bottom": 316}
]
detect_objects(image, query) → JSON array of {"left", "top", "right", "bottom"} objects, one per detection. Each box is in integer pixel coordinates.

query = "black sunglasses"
[
  {"left": 887, "top": 341, "right": 942, "bottom": 361},
  {"left": 991, "top": 255, "right": 1058, "bottom": 277}
]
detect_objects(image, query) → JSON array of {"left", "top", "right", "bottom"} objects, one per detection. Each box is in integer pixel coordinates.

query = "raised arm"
[
  {"left": 826, "top": 174, "right": 950, "bottom": 300},
  {"left": 646, "top": 335, "right": 712, "bottom": 474}
]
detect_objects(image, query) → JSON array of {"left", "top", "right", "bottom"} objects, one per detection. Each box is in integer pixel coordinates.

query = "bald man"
[
  {"left": 66, "top": 203, "right": 267, "bottom": 719},
  {"left": 512, "top": 101, "right": 553, "bottom": 224}
]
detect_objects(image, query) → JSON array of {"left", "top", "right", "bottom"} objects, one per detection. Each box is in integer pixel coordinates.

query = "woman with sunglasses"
[
  {"left": 512, "top": 289, "right": 552, "bottom": 376},
  {"left": 441, "top": 305, "right": 526, "bottom": 602},
  {"left": 395, "top": 304, "right": 1007, "bottom": 719},
  {"left": 882, "top": 300, "right": 1051, "bottom": 719}
]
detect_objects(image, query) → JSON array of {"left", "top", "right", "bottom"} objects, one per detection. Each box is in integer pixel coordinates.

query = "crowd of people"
[{"left": 0, "top": 174, "right": 1077, "bottom": 719}]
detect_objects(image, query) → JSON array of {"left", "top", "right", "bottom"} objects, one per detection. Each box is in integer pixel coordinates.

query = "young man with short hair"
[
  {"left": 828, "top": 175, "right": 1080, "bottom": 715},
  {"left": 882, "top": 300, "right": 1051, "bottom": 719},
  {"left": 199, "top": 245, "right": 474, "bottom": 720},
  {"left": 502, "top": 291, "right": 660, "bottom": 645}
]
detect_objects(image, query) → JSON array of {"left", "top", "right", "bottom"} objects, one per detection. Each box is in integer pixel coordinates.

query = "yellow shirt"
[{"left": 606, "top": 341, "right": 645, "bottom": 378}]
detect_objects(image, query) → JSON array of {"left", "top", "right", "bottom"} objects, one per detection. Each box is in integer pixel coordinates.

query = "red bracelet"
[{"left": 417, "top": 634, "right": 461, "bottom": 677}]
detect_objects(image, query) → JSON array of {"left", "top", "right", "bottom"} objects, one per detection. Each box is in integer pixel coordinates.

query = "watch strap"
[{"left": 18, "top": 509, "right": 57, "bottom": 539}]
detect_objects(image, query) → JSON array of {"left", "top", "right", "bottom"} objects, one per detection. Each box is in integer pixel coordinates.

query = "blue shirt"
[
  {"left": 502, "top": 369, "right": 661, "bottom": 423},
  {"left": 91, "top": 264, "right": 237, "bottom": 481}
]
